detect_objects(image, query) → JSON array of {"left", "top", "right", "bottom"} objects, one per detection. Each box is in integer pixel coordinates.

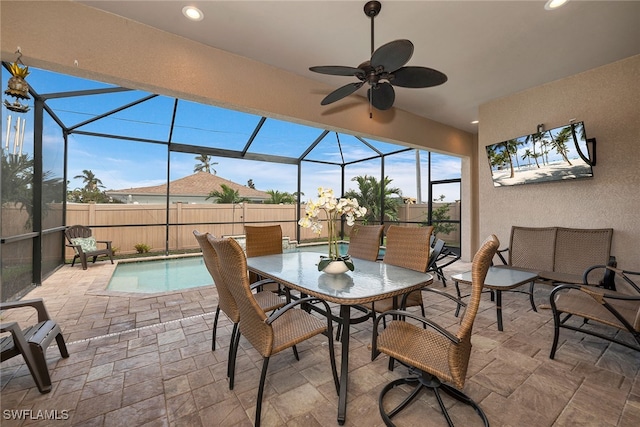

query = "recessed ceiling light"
[
  {"left": 182, "top": 6, "right": 204, "bottom": 21},
  {"left": 471, "top": 120, "right": 479, "bottom": 124},
  {"left": 544, "top": 0, "right": 569, "bottom": 11}
]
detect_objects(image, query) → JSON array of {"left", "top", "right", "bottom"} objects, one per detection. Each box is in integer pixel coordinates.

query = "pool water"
[
  {"left": 106, "top": 243, "right": 378, "bottom": 294},
  {"left": 107, "top": 256, "right": 212, "bottom": 293}
]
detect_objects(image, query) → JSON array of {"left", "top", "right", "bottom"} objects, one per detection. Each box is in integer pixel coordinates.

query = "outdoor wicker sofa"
[{"left": 497, "top": 226, "right": 616, "bottom": 288}]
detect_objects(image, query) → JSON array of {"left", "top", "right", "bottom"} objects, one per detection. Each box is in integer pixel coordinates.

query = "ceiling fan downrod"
[
  {"left": 364, "top": 1, "right": 382, "bottom": 55},
  {"left": 365, "top": 1, "right": 381, "bottom": 118}
]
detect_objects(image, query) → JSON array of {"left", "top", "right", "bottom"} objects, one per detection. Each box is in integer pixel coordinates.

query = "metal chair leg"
[
  {"left": 212, "top": 306, "right": 221, "bottom": 351},
  {"left": 255, "top": 357, "right": 270, "bottom": 427}
]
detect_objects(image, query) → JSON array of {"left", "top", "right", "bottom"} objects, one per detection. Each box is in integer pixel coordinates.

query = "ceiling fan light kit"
[{"left": 310, "top": 1, "right": 447, "bottom": 116}]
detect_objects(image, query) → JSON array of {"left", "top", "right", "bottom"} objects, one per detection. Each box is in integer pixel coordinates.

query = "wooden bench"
[{"left": 497, "top": 226, "right": 616, "bottom": 289}]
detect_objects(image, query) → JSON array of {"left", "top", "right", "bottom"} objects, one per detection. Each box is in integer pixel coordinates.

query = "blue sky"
[{"left": 3, "top": 65, "right": 462, "bottom": 202}]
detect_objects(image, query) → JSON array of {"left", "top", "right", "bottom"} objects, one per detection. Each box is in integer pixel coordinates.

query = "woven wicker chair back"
[
  {"left": 193, "top": 231, "right": 240, "bottom": 324},
  {"left": 383, "top": 225, "right": 433, "bottom": 272},
  {"left": 347, "top": 224, "right": 384, "bottom": 261},
  {"left": 245, "top": 225, "right": 283, "bottom": 258},
  {"left": 509, "top": 226, "right": 556, "bottom": 271},
  {"left": 209, "top": 237, "right": 273, "bottom": 357},
  {"left": 554, "top": 227, "right": 613, "bottom": 276},
  {"left": 450, "top": 234, "right": 499, "bottom": 386}
]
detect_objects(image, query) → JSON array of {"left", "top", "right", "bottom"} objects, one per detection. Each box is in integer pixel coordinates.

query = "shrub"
[{"left": 134, "top": 243, "right": 151, "bottom": 254}]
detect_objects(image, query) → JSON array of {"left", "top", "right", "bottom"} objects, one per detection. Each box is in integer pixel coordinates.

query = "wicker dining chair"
[
  {"left": 368, "top": 225, "right": 434, "bottom": 316},
  {"left": 245, "top": 225, "right": 285, "bottom": 294},
  {"left": 347, "top": 224, "right": 384, "bottom": 261},
  {"left": 371, "top": 234, "right": 499, "bottom": 427},
  {"left": 209, "top": 236, "right": 340, "bottom": 427},
  {"left": 193, "top": 231, "right": 285, "bottom": 390},
  {"left": 549, "top": 265, "right": 640, "bottom": 358}
]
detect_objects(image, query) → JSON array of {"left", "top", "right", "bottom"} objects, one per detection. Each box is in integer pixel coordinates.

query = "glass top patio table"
[
  {"left": 451, "top": 266, "right": 538, "bottom": 331},
  {"left": 246, "top": 251, "right": 433, "bottom": 304},
  {"left": 246, "top": 251, "right": 433, "bottom": 425}
]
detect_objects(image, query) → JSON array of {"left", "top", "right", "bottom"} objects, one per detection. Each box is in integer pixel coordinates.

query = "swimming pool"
[
  {"left": 107, "top": 256, "right": 212, "bottom": 293},
  {"left": 106, "top": 243, "right": 361, "bottom": 293}
]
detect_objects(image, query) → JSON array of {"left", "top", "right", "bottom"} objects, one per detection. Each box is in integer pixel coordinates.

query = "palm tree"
[
  {"left": 549, "top": 127, "right": 573, "bottom": 165},
  {"left": 501, "top": 139, "right": 519, "bottom": 178},
  {"left": 206, "top": 184, "right": 248, "bottom": 204},
  {"left": 264, "top": 190, "right": 296, "bottom": 204},
  {"left": 194, "top": 154, "right": 218, "bottom": 174},
  {"left": 521, "top": 149, "right": 534, "bottom": 167},
  {"left": 344, "top": 175, "right": 402, "bottom": 224},
  {"left": 531, "top": 131, "right": 546, "bottom": 167},
  {"left": 73, "top": 169, "right": 104, "bottom": 191}
]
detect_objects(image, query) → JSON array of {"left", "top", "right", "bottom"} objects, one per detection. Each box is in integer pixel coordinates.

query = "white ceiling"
[{"left": 77, "top": 1, "right": 640, "bottom": 133}]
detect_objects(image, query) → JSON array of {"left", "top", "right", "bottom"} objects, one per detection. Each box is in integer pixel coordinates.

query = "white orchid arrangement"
[{"left": 298, "top": 187, "right": 367, "bottom": 271}]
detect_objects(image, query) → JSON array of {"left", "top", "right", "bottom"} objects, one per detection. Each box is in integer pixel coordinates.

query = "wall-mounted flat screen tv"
[{"left": 486, "top": 121, "right": 594, "bottom": 187}]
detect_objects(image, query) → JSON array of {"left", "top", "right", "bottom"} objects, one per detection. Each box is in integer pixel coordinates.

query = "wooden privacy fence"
[{"left": 64, "top": 202, "right": 459, "bottom": 258}]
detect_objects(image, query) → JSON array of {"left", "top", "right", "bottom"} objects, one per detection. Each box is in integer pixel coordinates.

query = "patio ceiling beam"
[
  {"left": 170, "top": 143, "right": 299, "bottom": 165},
  {"left": 355, "top": 136, "right": 383, "bottom": 156},
  {"left": 70, "top": 130, "right": 167, "bottom": 145},
  {"left": 40, "top": 87, "right": 133, "bottom": 100},
  {"left": 241, "top": 116, "right": 267, "bottom": 156},
  {"left": 301, "top": 158, "right": 343, "bottom": 167},
  {"left": 298, "top": 130, "right": 329, "bottom": 161}
]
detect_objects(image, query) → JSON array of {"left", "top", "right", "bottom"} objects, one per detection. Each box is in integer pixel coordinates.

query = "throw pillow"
[{"left": 71, "top": 237, "right": 97, "bottom": 253}]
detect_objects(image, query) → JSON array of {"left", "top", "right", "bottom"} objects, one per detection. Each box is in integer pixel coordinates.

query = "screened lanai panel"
[
  {"left": 305, "top": 133, "right": 374, "bottom": 164},
  {"left": 52, "top": 94, "right": 175, "bottom": 142},
  {"left": 171, "top": 100, "right": 262, "bottom": 150},
  {"left": 1, "top": 239, "right": 33, "bottom": 302},
  {"left": 343, "top": 158, "right": 382, "bottom": 192},
  {"left": 249, "top": 117, "right": 324, "bottom": 158},
  {"left": 170, "top": 151, "right": 299, "bottom": 197},
  {"left": 1, "top": 81, "right": 34, "bottom": 235},
  {"left": 431, "top": 153, "right": 462, "bottom": 182},
  {"left": 42, "top": 109, "right": 65, "bottom": 230},
  {"left": 385, "top": 150, "right": 420, "bottom": 202},
  {"left": 67, "top": 135, "right": 167, "bottom": 210},
  {"left": 300, "top": 162, "right": 342, "bottom": 202}
]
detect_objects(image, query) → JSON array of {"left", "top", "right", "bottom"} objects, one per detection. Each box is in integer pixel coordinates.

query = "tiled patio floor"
[{"left": 1, "top": 257, "right": 638, "bottom": 426}]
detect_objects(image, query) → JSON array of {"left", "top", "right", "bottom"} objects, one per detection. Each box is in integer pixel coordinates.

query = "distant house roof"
[{"left": 107, "top": 172, "right": 270, "bottom": 201}]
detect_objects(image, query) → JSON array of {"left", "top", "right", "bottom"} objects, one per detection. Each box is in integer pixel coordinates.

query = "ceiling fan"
[{"left": 310, "top": 1, "right": 447, "bottom": 116}]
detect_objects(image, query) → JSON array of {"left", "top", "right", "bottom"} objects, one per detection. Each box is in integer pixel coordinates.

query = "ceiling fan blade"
[
  {"left": 321, "top": 82, "right": 364, "bottom": 105},
  {"left": 370, "top": 39, "right": 414, "bottom": 73},
  {"left": 391, "top": 66, "right": 448, "bottom": 88},
  {"left": 309, "top": 65, "right": 365, "bottom": 77},
  {"left": 368, "top": 82, "right": 395, "bottom": 110}
]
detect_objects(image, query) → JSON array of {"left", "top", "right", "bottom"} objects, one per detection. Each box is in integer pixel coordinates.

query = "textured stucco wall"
[{"left": 478, "top": 55, "right": 640, "bottom": 270}]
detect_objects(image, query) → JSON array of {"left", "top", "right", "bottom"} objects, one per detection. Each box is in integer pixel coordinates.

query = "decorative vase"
[{"left": 321, "top": 259, "right": 350, "bottom": 275}]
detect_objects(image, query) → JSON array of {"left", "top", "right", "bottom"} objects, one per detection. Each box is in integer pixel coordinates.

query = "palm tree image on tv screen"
[{"left": 486, "top": 121, "right": 594, "bottom": 187}]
